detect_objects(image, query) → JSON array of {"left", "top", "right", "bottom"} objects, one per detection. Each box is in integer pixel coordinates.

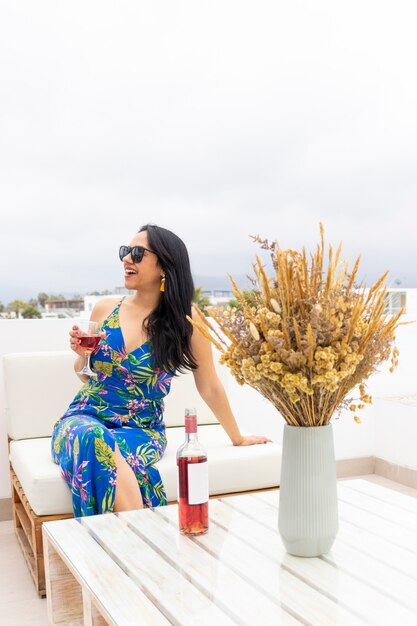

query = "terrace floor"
[{"left": 1, "top": 474, "right": 417, "bottom": 626}]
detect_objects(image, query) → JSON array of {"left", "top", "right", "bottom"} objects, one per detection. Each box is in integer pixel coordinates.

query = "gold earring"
[{"left": 160, "top": 275, "right": 165, "bottom": 292}]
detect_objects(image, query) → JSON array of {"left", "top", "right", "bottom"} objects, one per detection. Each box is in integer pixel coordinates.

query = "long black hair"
[{"left": 139, "top": 223, "right": 199, "bottom": 375}]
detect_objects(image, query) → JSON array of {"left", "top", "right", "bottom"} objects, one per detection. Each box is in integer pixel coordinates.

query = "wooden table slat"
[
  {"left": 43, "top": 519, "right": 170, "bottom": 626},
  {"left": 335, "top": 517, "right": 417, "bottom": 581},
  {"left": 338, "top": 501, "right": 417, "bottom": 552},
  {"left": 340, "top": 479, "right": 417, "bottom": 515},
  {"left": 156, "top": 505, "right": 375, "bottom": 626},
  {"left": 323, "top": 538, "right": 417, "bottom": 612},
  {"left": 234, "top": 488, "right": 417, "bottom": 553},
  {"left": 338, "top": 483, "right": 417, "bottom": 530},
  {"left": 120, "top": 508, "right": 299, "bottom": 626},
  {"left": 80, "top": 512, "right": 237, "bottom": 626}
]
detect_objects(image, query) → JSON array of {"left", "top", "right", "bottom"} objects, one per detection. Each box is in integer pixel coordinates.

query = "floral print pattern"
[{"left": 51, "top": 297, "right": 176, "bottom": 516}]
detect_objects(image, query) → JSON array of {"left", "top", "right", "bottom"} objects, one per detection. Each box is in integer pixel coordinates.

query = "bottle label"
[{"left": 187, "top": 461, "right": 209, "bottom": 505}]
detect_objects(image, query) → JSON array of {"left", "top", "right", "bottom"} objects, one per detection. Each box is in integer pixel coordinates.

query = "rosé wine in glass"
[
  {"left": 75, "top": 320, "right": 101, "bottom": 378},
  {"left": 78, "top": 336, "right": 101, "bottom": 351}
]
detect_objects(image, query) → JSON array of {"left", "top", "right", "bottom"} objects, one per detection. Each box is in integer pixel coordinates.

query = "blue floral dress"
[{"left": 51, "top": 297, "right": 176, "bottom": 517}]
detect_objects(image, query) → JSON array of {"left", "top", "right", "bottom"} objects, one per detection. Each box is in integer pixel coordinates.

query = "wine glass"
[{"left": 75, "top": 320, "right": 101, "bottom": 377}]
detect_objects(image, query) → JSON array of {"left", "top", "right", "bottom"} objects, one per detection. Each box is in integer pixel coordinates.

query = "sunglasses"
[{"left": 119, "top": 245, "right": 158, "bottom": 264}]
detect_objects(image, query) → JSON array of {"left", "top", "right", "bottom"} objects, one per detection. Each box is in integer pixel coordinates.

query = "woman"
[{"left": 51, "top": 223, "right": 273, "bottom": 517}]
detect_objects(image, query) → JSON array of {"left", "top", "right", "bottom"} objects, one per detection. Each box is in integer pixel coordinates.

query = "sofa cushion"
[
  {"left": 162, "top": 350, "right": 229, "bottom": 427},
  {"left": 10, "top": 425, "right": 282, "bottom": 516},
  {"left": 160, "top": 425, "right": 281, "bottom": 502},
  {"left": 4, "top": 348, "right": 230, "bottom": 440},
  {"left": 4, "top": 351, "right": 81, "bottom": 440},
  {"left": 11, "top": 437, "right": 73, "bottom": 515}
]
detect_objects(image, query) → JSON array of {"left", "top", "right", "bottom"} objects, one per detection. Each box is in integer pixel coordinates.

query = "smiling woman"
[
  {"left": 117, "top": 225, "right": 199, "bottom": 374},
  {"left": 50, "top": 223, "right": 272, "bottom": 518}
]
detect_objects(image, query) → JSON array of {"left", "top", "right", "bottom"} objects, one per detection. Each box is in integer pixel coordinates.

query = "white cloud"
[{"left": 1, "top": 0, "right": 416, "bottom": 303}]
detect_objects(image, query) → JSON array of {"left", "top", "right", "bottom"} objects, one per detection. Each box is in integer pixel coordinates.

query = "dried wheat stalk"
[{"left": 189, "top": 224, "right": 410, "bottom": 426}]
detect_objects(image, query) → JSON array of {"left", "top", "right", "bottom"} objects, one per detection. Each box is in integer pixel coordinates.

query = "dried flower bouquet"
[{"left": 188, "top": 225, "right": 407, "bottom": 427}]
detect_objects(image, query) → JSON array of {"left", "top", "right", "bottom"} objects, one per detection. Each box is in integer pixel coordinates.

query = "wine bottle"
[{"left": 176, "top": 407, "right": 209, "bottom": 535}]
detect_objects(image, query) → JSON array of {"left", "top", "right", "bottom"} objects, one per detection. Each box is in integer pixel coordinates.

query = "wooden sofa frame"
[{"left": 10, "top": 467, "right": 73, "bottom": 598}]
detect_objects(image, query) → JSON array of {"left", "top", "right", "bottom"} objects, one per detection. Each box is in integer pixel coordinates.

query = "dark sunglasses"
[{"left": 119, "top": 245, "right": 158, "bottom": 263}]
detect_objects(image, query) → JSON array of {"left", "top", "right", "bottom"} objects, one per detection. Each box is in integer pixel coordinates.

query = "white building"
[
  {"left": 82, "top": 288, "right": 134, "bottom": 317},
  {"left": 201, "top": 289, "right": 235, "bottom": 306},
  {"left": 383, "top": 287, "right": 416, "bottom": 314}
]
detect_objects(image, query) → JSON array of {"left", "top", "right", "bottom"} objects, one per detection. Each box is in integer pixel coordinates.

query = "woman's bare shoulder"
[{"left": 90, "top": 296, "right": 121, "bottom": 323}]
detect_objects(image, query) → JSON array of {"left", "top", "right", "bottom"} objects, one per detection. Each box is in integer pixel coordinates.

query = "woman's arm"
[
  {"left": 190, "top": 307, "right": 273, "bottom": 446},
  {"left": 70, "top": 297, "right": 118, "bottom": 382}
]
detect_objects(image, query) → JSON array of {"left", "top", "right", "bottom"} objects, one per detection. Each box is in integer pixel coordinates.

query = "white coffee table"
[{"left": 42, "top": 479, "right": 417, "bottom": 625}]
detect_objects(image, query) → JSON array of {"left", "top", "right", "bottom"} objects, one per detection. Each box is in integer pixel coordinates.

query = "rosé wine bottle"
[{"left": 176, "top": 408, "right": 209, "bottom": 535}]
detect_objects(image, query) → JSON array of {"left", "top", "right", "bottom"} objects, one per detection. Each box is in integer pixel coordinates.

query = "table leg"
[
  {"left": 83, "top": 589, "right": 109, "bottom": 626},
  {"left": 43, "top": 529, "right": 83, "bottom": 625}
]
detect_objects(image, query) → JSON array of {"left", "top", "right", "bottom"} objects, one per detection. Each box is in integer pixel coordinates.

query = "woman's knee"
[
  {"left": 60, "top": 419, "right": 115, "bottom": 466},
  {"left": 74, "top": 419, "right": 112, "bottom": 445}
]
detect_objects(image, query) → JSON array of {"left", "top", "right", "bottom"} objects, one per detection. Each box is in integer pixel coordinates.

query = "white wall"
[
  {"left": 373, "top": 398, "right": 417, "bottom": 467},
  {"left": 226, "top": 369, "right": 376, "bottom": 460},
  {"left": 403, "top": 288, "right": 417, "bottom": 315},
  {"left": 358, "top": 314, "right": 417, "bottom": 467},
  {"left": 364, "top": 314, "right": 417, "bottom": 398},
  {"left": 1, "top": 314, "right": 416, "bottom": 500}
]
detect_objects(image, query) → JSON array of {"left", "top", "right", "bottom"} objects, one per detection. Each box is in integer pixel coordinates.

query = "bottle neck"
[{"left": 185, "top": 432, "right": 198, "bottom": 443}]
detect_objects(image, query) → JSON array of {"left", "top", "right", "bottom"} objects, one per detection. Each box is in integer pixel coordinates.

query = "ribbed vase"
[{"left": 278, "top": 424, "right": 338, "bottom": 557}]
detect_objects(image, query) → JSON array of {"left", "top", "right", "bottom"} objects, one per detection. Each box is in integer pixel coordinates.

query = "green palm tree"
[
  {"left": 228, "top": 289, "right": 258, "bottom": 310},
  {"left": 21, "top": 305, "right": 42, "bottom": 319},
  {"left": 193, "top": 287, "right": 212, "bottom": 315}
]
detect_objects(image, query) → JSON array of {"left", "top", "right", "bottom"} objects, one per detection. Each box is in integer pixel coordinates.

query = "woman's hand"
[
  {"left": 69, "top": 325, "right": 105, "bottom": 356},
  {"left": 69, "top": 325, "right": 87, "bottom": 357},
  {"left": 233, "top": 434, "right": 274, "bottom": 446}
]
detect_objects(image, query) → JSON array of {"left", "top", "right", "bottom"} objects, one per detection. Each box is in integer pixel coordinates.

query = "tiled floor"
[
  {"left": 1, "top": 474, "right": 417, "bottom": 626},
  {"left": 0, "top": 520, "right": 49, "bottom": 626}
]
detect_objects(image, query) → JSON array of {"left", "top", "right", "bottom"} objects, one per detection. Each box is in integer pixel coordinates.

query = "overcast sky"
[{"left": 1, "top": 0, "right": 416, "bottom": 304}]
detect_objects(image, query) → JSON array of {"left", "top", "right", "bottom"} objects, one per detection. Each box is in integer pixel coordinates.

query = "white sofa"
[{"left": 4, "top": 349, "right": 281, "bottom": 596}]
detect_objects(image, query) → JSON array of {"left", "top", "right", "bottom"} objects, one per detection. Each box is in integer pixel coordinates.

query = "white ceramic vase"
[{"left": 278, "top": 423, "right": 339, "bottom": 557}]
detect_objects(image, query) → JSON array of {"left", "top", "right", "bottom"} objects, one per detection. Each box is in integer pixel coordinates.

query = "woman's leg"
[
  {"left": 113, "top": 442, "right": 144, "bottom": 511},
  {"left": 112, "top": 426, "right": 168, "bottom": 508},
  {"left": 51, "top": 415, "right": 118, "bottom": 516},
  {"left": 52, "top": 416, "right": 148, "bottom": 515}
]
